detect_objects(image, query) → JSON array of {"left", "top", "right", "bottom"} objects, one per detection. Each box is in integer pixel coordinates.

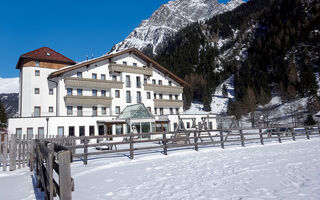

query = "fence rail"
[
  {"left": 44, "top": 126, "right": 320, "bottom": 165},
  {"left": 33, "top": 140, "right": 74, "bottom": 200}
]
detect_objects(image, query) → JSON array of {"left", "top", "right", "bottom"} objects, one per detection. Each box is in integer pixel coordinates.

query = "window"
[
  {"left": 169, "top": 81, "right": 172, "bottom": 86},
  {"left": 126, "top": 75, "right": 131, "bottom": 87},
  {"left": 34, "top": 88, "right": 40, "bottom": 94},
  {"left": 122, "top": 61, "right": 127, "bottom": 65},
  {"left": 115, "top": 90, "right": 120, "bottom": 98},
  {"left": 126, "top": 91, "right": 131, "bottom": 103},
  {"left": 77, "top": 106, "right": 83, "bottom": 116},
  {"left": 77, "top": 89, "right": 83, "bottom": 96},
  {"left": 38, "top": 127, "right": 45, "bottom": 138},
  {"left": 92, "top": 73, "right": 97, "bottom": 79},
  {"left": 92, "top": 90, "right": 97, "bottom": 96},
  {"left": 77, "top": 72, "right": 82, "bottom": 78},
  {"left": 154, "top": 93, "right": 157, "bottom": 99},
  {"left": 147, "top": 92, "right": 151, "bottom": 99},
  {"left": 152, "top": 79, "right": 156, "bottom": 84},
  {"left": 187, "top": 122, "right": 190, "bottom": 129},
  {"left": 89, "top": 126, "right": 95, "bottom": 136},
  {"left": 115, "top": 106, "right": 120, "bottom": 114},
  {"left": 79, "top": 126, "right": 85, "bottom": 142},
  {"left": 49, "top": 89, "right": 53, "bottom": 95},
  {"left": 147, "top": 107, "right": 151, "bottom": 112},
  {"left": 27, "top": 128, "right": 33, "bottom": 139},
  {"left": 136, "top": 76, "right": 141, "bottom": 88},
  {"left": 102, "top": 107, "right": 106, "bottom": 115},
  {"left": 144, "top": 78, "right": 147, "bottom": 84},
  {"left": 16, "top": 128, "right": 22, "bottom": 138},
  {"left": 209, "top": 122, "right": 213, "bottom": 130},
  {"left": 170, "top": 108, "right": 173, "bottom": 114},
  {"left": 112, "top": 75, "right": 117, "bottom": 81},
  {"left": 116, "top": 124, "right": 123, "bottom": 135},
  {"left": 154, "top": 108, "right": 157, "bottom": 115},
  {"left": 49, "top": 107, "right": 54, "bottom": 113},
  {"left": 175, "top": 95, "right": 179, "bottom": 100},
  {"left": 158, "top": 80, "right": 162, "bottom": 85},
  {"left": 67, "top": 88, "right": 73, "bottom": 96},
  {"left": 35, "top": 60, "right": 39, "bottom": 67},
  {"left": 35, "top": 70, "right": 40, "bottom": 76},
  {"left": 101, "top": 74, "right": 106, "bottom": 80},
  {"left": 133, "top": 63, "right": 137, "bottom": 67},
  {"left": 137, "top": 91, "right": 141, "bottom": 103},
  {"left": 160, "top": 108, "right": 164, "bottom": 115},
  {"left": 174, "top": 123, "right": 178, "bottom": 130},
  {"left": 176, "top": 108, "right": 179, "bottom": 114},
  {"left": 92, "top": 106, "right": 97, "bottom": 116},
  {"left": 67, "top": 106, "right": 73, "bottom": 116},
  {"left": 159, "top": 93, "right": 163, "bottom": 99},
  {"left": 169, "top": 94, "right": 173, "bottom": 100},
  {"left": 58, "top": 127, "right": 64, "bottom": 136},
  {"left": 69, "top": 126, "right": 75, "bottom": 137},
  {"left": 34, "top": 106, "right": 41, "bottom": 117},
  {"left": 101, "top": 90, "right": 106, "bottom": 97}
]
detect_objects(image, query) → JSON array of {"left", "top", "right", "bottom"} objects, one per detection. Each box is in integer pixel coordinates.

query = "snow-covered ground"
[{"left": 1, "top": 138, "right": 320, "bottom": 200}]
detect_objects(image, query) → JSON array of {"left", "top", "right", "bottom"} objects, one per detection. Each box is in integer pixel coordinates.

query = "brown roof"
[
  {"left": 49, "top": 48, "right": 190, "bottom": 87},
  {"left": 16, "top": 47, "right": 76, "bottom": 69}
]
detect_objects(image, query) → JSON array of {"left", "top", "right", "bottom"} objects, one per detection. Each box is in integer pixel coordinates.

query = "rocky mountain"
[
  {"left": 109, "top": 0, "right": 245, "bottom": 55},
  {"left": 0, "top": 77, "right": 19, "bottom": 118}
]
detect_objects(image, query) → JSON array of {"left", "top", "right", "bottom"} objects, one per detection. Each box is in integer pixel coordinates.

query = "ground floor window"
[
  {"left": 98, "top": 125, "right": 104, "bottom": 136},
  {"left": 58, "top": 127, "right": 64, "bottom": 137},
  {"left": 69, "top": 126, "right": 75, "bottom": 136},
  {"left": 27, "top": 128, "right": 33, "bottom": 139},
  {"left": 89, "top": 126, "right": 95, "bottom": 136},
  {"left": 16, "top": 128, "right": 22, "bottom": 139},
  {"left": 38, "top": 127, "right": 44, "bottom": 138},
  {"left": 116, "top": 124, "right": 123, "bottom": 135}
]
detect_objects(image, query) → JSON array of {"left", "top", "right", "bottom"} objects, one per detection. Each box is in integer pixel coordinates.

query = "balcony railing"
[
  {"left": 144, "top": 84, "right": 183, "bottom": 94},
  {"left": 153, "top": 99, "right": 183, "bottom": 107},
  {"left": 109, "top": 63, "right": 153, "bottom": 76},
  {"left": 65, "top": 77, "right": 123, "bottom": 89},
  {"left": 65, "top": 96, "right": 113, "bottom": 106}
]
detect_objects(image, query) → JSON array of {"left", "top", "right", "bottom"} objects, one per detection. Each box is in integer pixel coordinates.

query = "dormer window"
[
  {"left": 46, "top": 52, "right": 51, "bottom": 56},
  {"left": 35, "top": 60, "right": 39, "bottom": 67},
  {"left": 122, "top": 61, "right": 127, "bottom": 65},
  {"left": 133, "top": 63, "right": 137, "bottom": 67},
  {"left": 77, "top": 72, "right": 82, "bottom": 78}
]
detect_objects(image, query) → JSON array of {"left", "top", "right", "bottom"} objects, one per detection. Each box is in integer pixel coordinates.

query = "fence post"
[
  {"left": 3, "top": 134, "right": 8, "bottom": 171},
  {"left": 22, "top": 135, "right": 26, "bottom": 168},
  {"left": 18, "top": 136, "right": 21, "bottom": 169},
  {"left": 291, "top": 128, "right": 296, "bottom": 141},
  {"left": 162, "top": 132, "right": 167, "bottom": 155},
  {"left": 259, "top": 129, "right": 264, "bottom": 145},
  {"left": 318, "top": 126, "right": 320, "bottom": 136},
  {"left": 29, "top": 139, "right": 35, "bottom": 171},
  {"left": 277, "top": 131, "right": 282, "bottom": 143},
  {"left": 194, "top": 132, "right": 199, "bottom": 151},
  {"left": 9, "top": 134, "right": 17, "bottom": 171},
  {"left": 219, "top": 131, "right": 224, "bottom": 149},
  {"left": 59, "top": 150, "right": 72, "bottom": 200},
  {"left": 84, "top": 139, "right": 88, "bottom": 165},
  {"left": 0, "top": 136, "right": 2, "bottom": 168},
  {"left": 47, "top": 143, "right": 54, "bottom": 200},
  {"left": 240, "top": 130, "right": 245, "bottom": 147},
  {"left": 130, "top": 134, "right": 134, "bottom": 159},
  {"left": 305, "top": 127, "right": 310, "bottom": 140}
]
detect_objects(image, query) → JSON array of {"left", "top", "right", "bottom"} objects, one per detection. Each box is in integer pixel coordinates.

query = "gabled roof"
[
  {"left": 48, "top": 48, "right": 190, "bottom": 87},
  {"left": 16, "top": 47, "right": 76, "bottom": 69}
]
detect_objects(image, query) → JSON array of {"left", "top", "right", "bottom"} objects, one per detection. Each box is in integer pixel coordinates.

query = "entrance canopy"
[{"left": 117, "top": 104, "right": 154, "bottom": 120}]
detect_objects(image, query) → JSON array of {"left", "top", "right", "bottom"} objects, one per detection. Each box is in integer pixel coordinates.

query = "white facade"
[{"left": 9, "top": 48, "right": 217, "bottom": 138}]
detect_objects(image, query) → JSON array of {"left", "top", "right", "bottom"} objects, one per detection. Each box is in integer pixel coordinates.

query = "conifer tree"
[{"left": 0, "top": 101, "right": 7, "bottom": 128}]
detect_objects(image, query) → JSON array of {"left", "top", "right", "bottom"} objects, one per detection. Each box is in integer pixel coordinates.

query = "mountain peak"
[{"left": 109, "top": 0, "right": 245, "bottom": 55}]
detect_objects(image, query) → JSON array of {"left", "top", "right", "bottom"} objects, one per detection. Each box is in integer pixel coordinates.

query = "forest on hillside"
[{"left": 154, "top": 0, "right": 320, "bottom": 125}]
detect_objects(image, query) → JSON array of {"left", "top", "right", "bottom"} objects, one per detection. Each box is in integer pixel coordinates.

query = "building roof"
[
  {"left": 48, "top": 48, "right": 190, "bottom": 87},
  {"left": 16, "top": 47, "right": 76, "bottom": 69},
  {"left": 117, "top": 104, "right": 154, "bottom": 120}
]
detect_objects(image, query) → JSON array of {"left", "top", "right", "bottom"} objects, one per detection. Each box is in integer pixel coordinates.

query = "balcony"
[
  {"left": 65, "top": 77, "right": 123, "bottom": 89},
  {"left": 65, "top": 96, "right": 113, "bottom": 106},
  {"left": 154, "top": 99, "right": 183, "bottom": 108},
  {"left": 109, "top": 63, "right": 153, "bottom": 76},
  {"left": 144, "top": 84, "right": 183, "bottom": 94}
]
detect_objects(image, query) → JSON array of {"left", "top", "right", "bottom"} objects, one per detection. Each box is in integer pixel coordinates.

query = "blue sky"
[{"left": 0, "top": 0, "right": 238, "bottom": 78}]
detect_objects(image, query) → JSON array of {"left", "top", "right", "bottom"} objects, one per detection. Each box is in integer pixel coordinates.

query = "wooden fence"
[
  {"left": 0, "top": 134, "right": 33, "bottom": 171},
  {"left": 45, "top": 126, "right": 320, "bottom": 165},
  {"left": 33, "top": 140, "right": 74, "bottom": 200}
]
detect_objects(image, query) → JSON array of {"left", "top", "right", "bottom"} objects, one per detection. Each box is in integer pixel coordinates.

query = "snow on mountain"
[
  {"left": 110, "top": 0, "right": 245, "bottom": 55},
  {"left": 0, "top": 77, "right": 19, "bottom": 94}
]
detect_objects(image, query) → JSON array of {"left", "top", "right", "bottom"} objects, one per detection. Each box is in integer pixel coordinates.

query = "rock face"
[{"left": 109, "top": 0, "right": 245, "bottom": 55}]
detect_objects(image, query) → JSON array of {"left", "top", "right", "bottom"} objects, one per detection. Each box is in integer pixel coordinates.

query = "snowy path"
[{"left": 72, "top": 138, "right": 320, "bottom": 200}]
